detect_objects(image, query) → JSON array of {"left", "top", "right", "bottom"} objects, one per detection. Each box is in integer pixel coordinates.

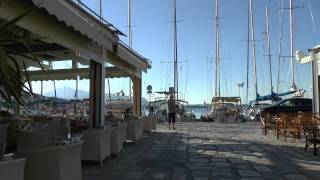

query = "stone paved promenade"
[{"left": 83, "top": 121, "right": 320, "bottom": 180}]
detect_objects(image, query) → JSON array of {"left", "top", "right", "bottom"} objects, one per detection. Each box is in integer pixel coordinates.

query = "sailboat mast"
[
  {"left": 277, "top": 0, "right": 284, "bottom": 93},
  {"left": 246, "top": 0, "right": 250, "bottom": 104},
  {"left": 266, "top": 5, "right": 273, "bottom": 93},
  {"left": 128, "top": 0, "right": 132, "bottom": 100},
  {"left": 249, "top": 0, "right": 258, "bottom": 99},
  {"left": 215, "top": 0, "right": 220, "bottom": 97},
  {"left": 289, "top": 0, "right": 296, "bottom": 91},
  {"left": 173, "top": 0, "right": 178, "bottom": 101}
]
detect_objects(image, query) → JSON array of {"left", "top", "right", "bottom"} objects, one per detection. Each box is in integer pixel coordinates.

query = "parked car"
[{"left": 259, "top": 98, "right": 312, "bottom": 115}]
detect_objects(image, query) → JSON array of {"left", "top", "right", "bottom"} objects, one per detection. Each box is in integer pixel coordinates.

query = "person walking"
[{"left": 167, "top": 95, "right": 176, "bottom": 130}]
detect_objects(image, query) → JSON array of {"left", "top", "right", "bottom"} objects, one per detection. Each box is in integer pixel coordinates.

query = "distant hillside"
[{"left": 45, "top": 86, "right": 148, "bottom": 105}]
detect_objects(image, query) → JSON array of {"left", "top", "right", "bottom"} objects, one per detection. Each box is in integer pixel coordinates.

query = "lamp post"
[{"left": 237, "top": 82, "right": 245, "bottom": 112}]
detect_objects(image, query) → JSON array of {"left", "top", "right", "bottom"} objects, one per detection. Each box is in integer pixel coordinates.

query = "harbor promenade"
[{"left": 83, "top": 121, "right": 320, "bottom": 180}]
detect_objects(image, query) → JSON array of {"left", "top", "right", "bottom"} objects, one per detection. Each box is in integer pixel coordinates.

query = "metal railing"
[{"left": 69, "top": 0, "right": 125, "bottom": 36}]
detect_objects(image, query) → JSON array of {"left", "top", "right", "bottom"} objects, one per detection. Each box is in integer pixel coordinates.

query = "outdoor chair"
[
  {"left": 16, "top": 130, "right": 51, "bottom": 151},
  {"left": 0, "top": 157, "right": 25, "bottom": 180},
  {"left": 275, "top": 112, "right": 287, "bottom": 140},
  {"left": 301, "top": 112, "right": 320, "bottom": 156},
  {"left": 81, "top": 128, "right": 112, "bottom": 167},
  {"left": 284, "top": 112, "right": 302, "bottom": 142},
  {"left": 17, "top": 142, "right": 82, "bottom": 180},
  {"left": 260, "top": 112, "right": 276, "bottom": 136},
  {"left": 0, "top": 124, "right": 8, "bottom": 156}
]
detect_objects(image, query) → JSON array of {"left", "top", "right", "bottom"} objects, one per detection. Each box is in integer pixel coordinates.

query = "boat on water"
[
  {"left": 201, "top": 96, "right": 241, "bottom": 121},
  {"left": 148, "top": 96, "right": 196, "bottom": 122}
]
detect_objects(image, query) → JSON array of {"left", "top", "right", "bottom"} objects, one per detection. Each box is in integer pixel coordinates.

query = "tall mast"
[
  {"left": 266, "top": 5, "right": 273, "bottom": 93},
  {"left": 100, "top": 0, "right": 112, "bottom": 102},
  {"left": 99, "top": 0, "right": 102, "bottom": 21},
  {"left": 290, "top": 0, "right": 296, "bottom": 91},
  {"left": 128, "top": 0, "right": 132, "bottom": 100},
  {"left": 249, "top": 0, "right": 258, "bottom": 99},
  {"left": 277, "top": 0, "right": 284, "bottom": 93},
  {"left": 173, "top": 0, "right": 178, "bottom": 101},
  {"left": 215, "top": 0, "right": 220, "bottom": 97},
  {"left": 246, "top": 0, "right": 250, "bottom": 104}
]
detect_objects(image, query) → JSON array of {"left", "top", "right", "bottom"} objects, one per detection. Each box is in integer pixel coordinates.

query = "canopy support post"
[
  {"left": 89, "top": 60, "right": 105, "bottom": 129},
  {"left": 133, "top": 75, "right": 141, "bottom": 116}
]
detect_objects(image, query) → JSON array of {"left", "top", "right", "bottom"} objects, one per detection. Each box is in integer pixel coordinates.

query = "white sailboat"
[{"left": 202, "top": 0, "right": 241, "bottom": 121}]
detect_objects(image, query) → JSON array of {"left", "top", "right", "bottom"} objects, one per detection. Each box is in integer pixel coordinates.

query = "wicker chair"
[
  {"left": 301, "top": 112, "right": 320, "bottom": 156},
  {"left": 17, "top": 143, "right": 82, "bottom": 180},
  {"left": 275, "top": 112, "right": 287, "bottom": 140},
  {"left": 260, "top": 112, "right": 276, "bottom": 136},
  {"left": 0, "top": 157, "right": 25, "bottom": 180},
  {"left": 0, "top": 124, "right": 8, "bottom": 156},
  {"left": 81, "top": 128, "right": 112, "bottom": 167},
  {"left": 110, "top": 125, "right": 126, "bottom": 157},
  {"left": 284, "top": 112, "right": 302, "bottom": 142}
]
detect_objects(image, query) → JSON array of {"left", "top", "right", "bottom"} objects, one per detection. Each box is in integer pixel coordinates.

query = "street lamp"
[{"left": 237, "top": 82, "right": 245, "bottom": 111}]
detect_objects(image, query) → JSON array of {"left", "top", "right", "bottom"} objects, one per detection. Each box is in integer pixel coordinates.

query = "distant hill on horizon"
[{"left": 44, "top": 86, "right": 148, "bottom": 105}]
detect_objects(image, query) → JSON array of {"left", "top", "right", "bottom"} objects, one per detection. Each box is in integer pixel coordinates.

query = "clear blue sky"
[{"left": 33, "top": 0, "right": 320, "bottom": 104}]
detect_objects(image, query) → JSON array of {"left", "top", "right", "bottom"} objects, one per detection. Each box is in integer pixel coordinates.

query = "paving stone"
[
  {"left": 177, "top": 145, "right": 187, "bottom": 151},
  {"left": 238, "top": 170, "right": 261, "bottom": 177},
  {"left": 285, "top": 174, "right": 310, "bottom": 180},
  {"left": 276, "top": 166, "right": 298, "bottom": 174},
  {"left": 212, "top": 157, "right": 227, "bottom": 162},
  {"left": 211, "top": 162, "right": 231, "bottom": 167},
  {"left": 83, "top": 122, "right": 320, "bottom": 180},
  {"left": 125, "top": 172, "right": 146, "bottom": 179},
  {"left": 235, "top": 164, "right": 252, "bottom": 170},
  {"left": 253, "top": 165, "right": 272, "bottom": 172},
  {"left": 229, "top": 158, "right": 248, "bottom": 164},
  {"left": 192, "top": 171, "right": 210, "bottom": 177},
  {"left": 172, "top": 172, "right": 187, "bottom": 180},
  {"left": 193, "top": 177, "right": 209, "bottom": 180},
  {"left": 212, "top": 171, "right": 235, "bottom": 178}
]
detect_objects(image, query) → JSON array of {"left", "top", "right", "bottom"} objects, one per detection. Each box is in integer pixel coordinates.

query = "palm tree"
[{"left": 0, "top": 10, "right": 45, "bottom": 105}]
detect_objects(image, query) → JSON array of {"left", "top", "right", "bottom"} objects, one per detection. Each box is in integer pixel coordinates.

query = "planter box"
[
  {"left": 149, "top": 115, "right": 157, "bottom": 131},
  {"left": 126, "top": 117, "right": 143, "bottom": 142},
  {"left": 17, "top": 143, "right": 82, "bottom": 180},
  {"left": 17, "top": 131, "right": 51, "bottom": 151},
  {"left": 0, "top": 157, "right": 25, "bottom": 180},
  {"left": 141, "top": 116, "right": 150, "bottom": 132},
  {"left": 81, "top": 128, "right": 112, "bottom": 167},
  {"left": 110, "top": 125, "right": 125, "bottom": 156},
  {"left": 120, "top": 123, "right": 127, "bottom": 144},
  {"left": 0, "top": 124, "right": 8, "bottom": 156}
]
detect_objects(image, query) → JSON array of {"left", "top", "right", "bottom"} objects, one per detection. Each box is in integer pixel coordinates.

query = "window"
[{"left": 280, "top": 100, "right": 295, "bottom": 107}]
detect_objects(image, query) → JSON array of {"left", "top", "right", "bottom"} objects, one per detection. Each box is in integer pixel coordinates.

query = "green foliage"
[{"left": 0, "top": 10, "right": 45, "bottom": 105}]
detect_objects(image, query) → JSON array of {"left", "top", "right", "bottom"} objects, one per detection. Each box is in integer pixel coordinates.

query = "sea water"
[{"left": 190, "top": 107, "right": 210, "bottom": 119}]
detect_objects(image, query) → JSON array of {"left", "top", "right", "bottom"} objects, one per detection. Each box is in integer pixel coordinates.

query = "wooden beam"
[
  {"left": 26, "top": 67, "right": 131, "bottom": 81},
  {"left": 106, "top": 50, "right": 141, "bottom": 78},
  {"left": 0, "top": 0, "right": 105, "bottom": 64},
  {"left": 133, "top": 76, "right": 142, "bottom": 116}
]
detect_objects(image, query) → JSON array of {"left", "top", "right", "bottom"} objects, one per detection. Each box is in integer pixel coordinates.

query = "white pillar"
[{"left": 312, "top": 55, "right": 319, "bottom": 114}]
